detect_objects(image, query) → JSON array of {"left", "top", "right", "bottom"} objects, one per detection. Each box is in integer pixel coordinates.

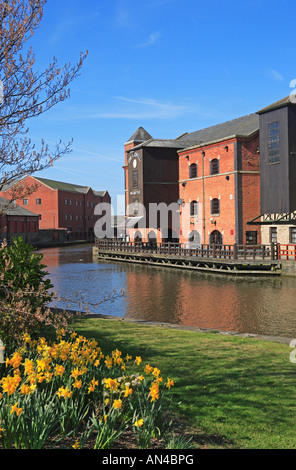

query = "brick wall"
[{"left": 178, "top": 134, "right": 261, "bottom": 245}]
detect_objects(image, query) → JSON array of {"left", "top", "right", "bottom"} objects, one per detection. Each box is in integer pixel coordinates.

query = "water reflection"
[{"left": 38, "top": 244, "right": 296, "bottom": 339}]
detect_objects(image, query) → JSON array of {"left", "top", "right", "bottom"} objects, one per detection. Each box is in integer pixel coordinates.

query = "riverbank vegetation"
[
  {"left": 0, "top": 328, "right": 177, "bottom": 449},
  {"left": 1, "top": 238, "right": 296, "bottom": 449}
]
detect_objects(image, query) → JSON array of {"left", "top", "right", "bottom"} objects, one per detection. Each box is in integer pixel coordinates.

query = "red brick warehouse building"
[
  {"left": 124, "top": 114, "right": 261, "bottom": 246},
  {"left": 178, "top": 113, "right": 261, "bottom": 246},
  {"left": 0, "top": 176, "right": 111, "bottom": 236}
]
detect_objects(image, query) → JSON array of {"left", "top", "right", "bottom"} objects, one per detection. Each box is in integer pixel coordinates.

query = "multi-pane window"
[
  {"left": 190, "top": 200, "right": 198, "bottom": 217},
  {"left": 210, "top": 159, "right": 219, "bottom": 175},
  {"left": 36, "top": 198, "right": 42, "bottom": 205},
  {"left": 211, "top": 198, "right": 220, "bottom": 215},
  {"left": 290, "top": 227, "right": 296, "bottom": 243},
  {"left": 246, "top": 231, "right": 258, "bottom": 245},
  {"left": 270, "top": 227, "right": 277, "bottom": 243},
  {"left": 23, "top": 199, "right": 28, "bottom": 206},
  {"left": 268, "top": 121, "right": 279, "bottom": 164},
  {"left": 132, "top": 170, "right": 138, "bottom": 189},
  {"left": 189, "top": 163, "right": 197, "bottom": 179}
]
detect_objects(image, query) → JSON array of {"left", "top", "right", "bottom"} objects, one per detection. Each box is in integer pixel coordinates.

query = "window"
[
  {"left": 211, "top": 198, "right": 220, "bottom": 215},
  {"left": 133, "top": 199, "right": 139, "bottom": 215},
  {"left": 268, "top": 121, "right": 279, "bottom": 164},
  {"left": 65, "top": 214, "right": 68, "bottom": 221},
  {"left": 270, "top": 227, "right": 277, "bottom": 243},
  {"left": 210, "top": 230, "right": 223, "bottom": 245},
  {"left": 190, "top": 200, "right": 198, "bottom": 217},
  {"left": 246, "top": 231, "right": 258, "bottom": 245},
  {"left": 23, "top": 199, "right": 28, "bottom": 206},
  {"left": 70, "top": 199, "right": 72, "bottom": 206},
  {"left": 65, "top": 199, "right": 68, "bottom": 205},
  {"left": 36, "top": 198, "right": 42, "bottom": 205},
  {"left": 189, "top": 163, "right": 197, "bottom": 179},
  {"left": 76, "top": 200, "right": 79, "bottom": 206},
  {"left": 210, "top": 159, "right": 219, "bottom": 175},
  {"left": 290, "top": 227, "right": 296, "bottom": 243},
  {"left": 132, "top": 170, "right": 138, "bottom": 189}
]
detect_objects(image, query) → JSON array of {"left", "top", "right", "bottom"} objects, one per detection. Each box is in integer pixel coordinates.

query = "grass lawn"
[{"left": 72, "top": 316, "right": 296, "bottom": 449}]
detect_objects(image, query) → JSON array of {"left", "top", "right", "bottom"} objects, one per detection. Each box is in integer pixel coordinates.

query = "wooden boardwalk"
[{"left": 94, "top": 240, "right": 282, "bottom": 275}]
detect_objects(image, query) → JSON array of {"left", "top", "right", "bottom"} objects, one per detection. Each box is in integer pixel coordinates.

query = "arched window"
[
  {"left": 210, "top": 158, "right": 219, "bottom": 175},
  {"left": 148, "top": 231, "right": 157, "bottom": 248},
  {"left": 189, "top": 163, "right": 197, "bottom": 178},
  {"left": 211, "top": 198, "right": 220, "bottom": 215},
  {"left": 210, "top": 230, "right": 223, "bottom": 246},
  {"left": 134, "top": 231, "right": 142, "bottom": 242},
  {"left": 190, "top": 200, "right": 198, "bottom": 217}
]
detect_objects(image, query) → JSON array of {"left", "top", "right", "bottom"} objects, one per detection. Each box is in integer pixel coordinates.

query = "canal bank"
[
  {"left": 57, "top": 308, "right": 293, "bottom": 345},
  {"left": 40, "top": 244, "right": 296, "bottom": 339}
]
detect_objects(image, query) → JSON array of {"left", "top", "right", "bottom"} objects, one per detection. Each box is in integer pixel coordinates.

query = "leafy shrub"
[{"left": 0, "top": 238, "right": 74, "bottom": 350}]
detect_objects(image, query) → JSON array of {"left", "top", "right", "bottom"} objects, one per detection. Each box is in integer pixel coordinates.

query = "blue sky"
[{"left": 27, "top": 0, "right": 296, "bottom": 214}]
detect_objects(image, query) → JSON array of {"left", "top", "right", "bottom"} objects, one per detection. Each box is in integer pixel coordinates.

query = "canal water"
[{"left": 39, "top": 244, "right": 296, "bottom": 339}]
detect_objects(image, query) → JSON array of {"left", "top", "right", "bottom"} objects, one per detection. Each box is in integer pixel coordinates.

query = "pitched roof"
[
  {"left": 32, "top": 177, "right": 107, "bottom": 196},
  {"left": 0, "top": 196, "right": 38, "bottom": 217},
  {"left": 127, "top": 114, "right": 259, "bottom": 154},
  {"left": 126, "top": 127, "right": 153, "bottom": 143},
  {"left": 180, "top": 113, "right": 259, "bottom": 146},
  {"left": 128, "top": 138, "right": 202, "bottom": 151},
  {"left": 257, "top": 95, "right": 296, "bottom": 114}
]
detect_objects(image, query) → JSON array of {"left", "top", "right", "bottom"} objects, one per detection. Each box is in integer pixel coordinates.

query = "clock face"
[{"left": 133, "top": 159, "right": 137, "bottom": 168}]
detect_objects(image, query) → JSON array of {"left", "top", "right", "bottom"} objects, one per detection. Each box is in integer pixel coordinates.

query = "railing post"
[
  {"left": 168, "top": 242, "right": 171, "bottom": 255},
  {"left": 271, "top": 242, "right": 275, "bottom": 260},
  {"left": 233, "top": 244, "right": 237, "bottom": 260}
]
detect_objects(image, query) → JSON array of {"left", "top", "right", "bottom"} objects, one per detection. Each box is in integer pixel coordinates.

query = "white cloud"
[
  {"left": 134, "top": 32, "right": 162, "bottom": 48},
  {"left": 267, "top": 69, "right": 285, "bottom": 82}
]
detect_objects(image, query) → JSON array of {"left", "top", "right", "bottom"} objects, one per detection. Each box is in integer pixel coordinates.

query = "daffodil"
[
  {"left": 72, "top": 440, "right": 80, "bottom": 449},
  {"left": 166, "top": 378, "right": 174, "bottom": 389},
  {"left": 113, "top": 399, "right": 122, "bottom": 409},
  {"left": 54, "top": 364, "right": 65, "bottom": 377},
  {"left": 135, "top": 356, "right": 142, "bottom": 366},
  {"left": 10, "top": 402, "right": 23, "bottom": 416},
  {"left": 133, "top": 419, "right": 144, "bottom": 427},
  {"left": 124, "top": 385, "right": 133, "bottom": 397}
]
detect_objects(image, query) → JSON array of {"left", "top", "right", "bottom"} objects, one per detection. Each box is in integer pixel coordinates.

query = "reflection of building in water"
[
  {"left": 174, "top": 274, "right": 287, "bottom": 335},
  {"left": 122, "top": 265, "right": 182, "bottom": 324}
]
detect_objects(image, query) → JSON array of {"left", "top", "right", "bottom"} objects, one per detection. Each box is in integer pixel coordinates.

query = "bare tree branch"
[{"left": 0, "top": 0, "right": 88, "bottom": 198}]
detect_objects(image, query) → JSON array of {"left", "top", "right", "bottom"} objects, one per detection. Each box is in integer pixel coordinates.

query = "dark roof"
[
  {"left": 257, "top": 95, "right": 296, "bottom": 114},
  {"left": 180, "top": 113, "right": 259, "bottom": 146},
  {"left": 30, "top": 177, "right": 107, "bottom": 196},
  {"left": 128, "top": 138, "right": 202, "bottom": 151},
  {"left": 1, "top": 176, "right": 108, "bottom": 197},
  {"left": 126, "top": 113, "right": 259, "bottom": 154},
  {"left": 126, "top": 127, "right": 153, "bottom": 143},
  {"left": 0, "top": 196, "right": 38, "bottom": 217}
]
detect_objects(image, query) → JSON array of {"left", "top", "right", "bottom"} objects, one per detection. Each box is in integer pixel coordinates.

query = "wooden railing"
[{"left": 95, "top": 239, "right": 280, "bottom": 261}]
